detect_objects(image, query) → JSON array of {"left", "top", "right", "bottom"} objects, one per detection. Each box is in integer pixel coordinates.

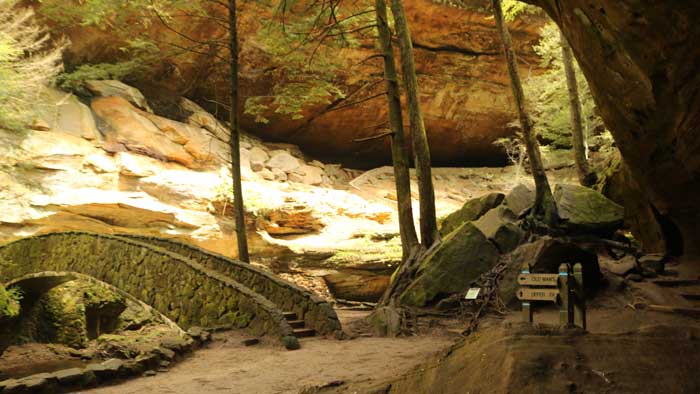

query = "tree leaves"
[
  {"left": 0, "top": 1, "right": 65, "bottom": 131},
  {"left": 525, "top": 22, "right": 603, "bottom": 148}
]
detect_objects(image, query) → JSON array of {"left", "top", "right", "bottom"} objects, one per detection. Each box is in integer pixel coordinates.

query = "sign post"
[
  {"left": 573, "top": 263, "right": 586, "bottom": 330},
  {"left": 517, "top": 262, "right": 586, "bottom": 329}
]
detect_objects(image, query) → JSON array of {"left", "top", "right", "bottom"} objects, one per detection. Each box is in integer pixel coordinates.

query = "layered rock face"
[
  {"left": 53, "top": 0, "right": 544, "bottom": 167},
  {"left": 525, "top": 1, "right": 700, "bottom": 257}
]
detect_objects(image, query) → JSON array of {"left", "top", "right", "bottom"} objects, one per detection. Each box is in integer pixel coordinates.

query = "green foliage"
[
  {"left": 501, "top": 0, "right": 539, "bottom": 21},
  {"left": 40, "top": 0, "right": 355, "bottom": 123},
  {"left": 244, "top": 1, "right": 375, "bottom": 123},
  {"left": 434, "top": 0, "right": 538, "bottom": 19},
  {"left": 38, "top": 0, "right": 172, "bottom": 94},
  {"left": 0, "top": 286, "right": 22, "bottom": 318},
  {"left": 37, "top": 0, "right": 164, "bottom": 27},
  {"left": 0, "top": 0, "right": 65, "bottom": 131},
  {"left": 56, "top": 39, "right": 160, "bottom": 94},
  {"left": 525, "top": 22, "right": 603, "bottom": 149}
]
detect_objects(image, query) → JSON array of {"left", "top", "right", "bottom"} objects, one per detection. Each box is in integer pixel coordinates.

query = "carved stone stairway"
[{"left": 284, "top": 311, "right": 316, "bottom": 338}]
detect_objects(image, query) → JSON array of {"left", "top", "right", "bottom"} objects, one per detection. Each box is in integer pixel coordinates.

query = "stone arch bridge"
[{"left": 0, "top": 232, "right": 341, "bottom": 349}]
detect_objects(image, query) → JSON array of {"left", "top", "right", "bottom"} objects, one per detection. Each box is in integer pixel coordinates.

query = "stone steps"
[
  {"left": 284, "top": 311, "right": 316, "bottom": 338},
  {"left": 292, "top": 328, "right": 316, "bottom": 338},
  {"left": 288, "top": 319, "right": 306, "bottom": 329}
]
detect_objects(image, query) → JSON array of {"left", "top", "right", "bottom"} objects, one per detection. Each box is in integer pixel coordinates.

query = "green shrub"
[
  {"left": 0, "top": 0, "right": 65, "bottom": 131},
  {"left": 0, "top": 286, "right": 22, "bottom": 318}
]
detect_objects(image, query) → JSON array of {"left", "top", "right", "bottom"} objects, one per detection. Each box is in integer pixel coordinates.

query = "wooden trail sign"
[
  {"left": 519, "top": 262, "right": 587, "bottom": 330},
  {"left": 517, "top": 273, "right": 558, "bottom": 286},
  {"left": 517, "top": 288, "right": 559, "bottom": 302}
]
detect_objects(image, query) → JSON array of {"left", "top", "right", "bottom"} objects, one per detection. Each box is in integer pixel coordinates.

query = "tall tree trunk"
[
  {"left": 559, "top": 29, "right": 595, "bottom": 187},
  {"left": 228, "top": 0, "right": 249, "bottom": 262},
  {"left": 374, "top": 0, "right": 419, "bottom": 260},
  {"left": 491, "top": 0, "right": 558, "bottom": 226},
  {"left": 389, "top": 0, "right": 438, "bottom": 248}
]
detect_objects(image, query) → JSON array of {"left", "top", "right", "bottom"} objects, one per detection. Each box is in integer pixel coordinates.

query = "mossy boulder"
[
  {"left": 440, "top": 193, "right": 505, "bottom": 236},
  {"left": 473, "top": 207, "right": 525, "bottom": 253},
  {"left": 117, "top": 302, "right": 157, "bottom": 331},
  {"left": 554, "top": 183, "right": 625, "bottom": 235},
  {"left": 282, "top": 335, "right": 300, "bottom": 350},
  {"left": 503, "top": 184, "right": 535, "bottom": 217},
  {"left": 400, "top": 223, "right": 499, "bottom": 307}
]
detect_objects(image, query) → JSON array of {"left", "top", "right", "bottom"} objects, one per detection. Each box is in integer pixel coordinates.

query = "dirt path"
[{"left": 81, "top": 312, "right": 456, "bottom": 394}]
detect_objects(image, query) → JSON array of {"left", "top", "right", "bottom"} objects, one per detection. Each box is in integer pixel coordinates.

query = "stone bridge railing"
[
  {"left": 0, "top": 232, "right": 302, "bottom": 348},
  {"left": 116, "top": 234, "right": 342, "bottom": 335}
]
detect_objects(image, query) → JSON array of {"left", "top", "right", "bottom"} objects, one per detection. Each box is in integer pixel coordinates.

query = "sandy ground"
[
  {"left": 79, "top": 311, "right": 456, "bottom": 394},
  {"left": 77, "top": 263, "right": 700, "bottom": 394}
]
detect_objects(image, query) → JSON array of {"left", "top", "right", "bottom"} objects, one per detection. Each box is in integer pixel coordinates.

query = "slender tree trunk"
[
  {"left": 559, "top": 29, "right": 595, "bottom": 187},
  {"left": 491, "top": 0, "right": 558, "bottom": 226},
  {"left": 389, "top": 0, "right": 438, "bottom": 248},
  {"left": 228, "top": 0, "right": 249, "bottom": 262},
  {"left": 374, "top": 0, "right": 419, "bottom": 260}
]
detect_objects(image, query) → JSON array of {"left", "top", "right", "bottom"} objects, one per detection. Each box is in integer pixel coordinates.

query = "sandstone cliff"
[{"left": 51, "top": 0, "right": 544, "bottom": 167}]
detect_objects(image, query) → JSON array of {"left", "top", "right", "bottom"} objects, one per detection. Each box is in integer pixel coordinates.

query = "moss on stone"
[
  {"left": 119, "top": 233, "right": 342, "bottom": 335},
  {"left": 400, "top": 223, "right": 499, "bottom": 307},
  {"left": 41, "top": 282, "right": 89, "bottom": 348},
  {"left": 0, "top": 232, "right": 338, "bottom": 346},
  {"left": 439, "top": 193, "right": 505, "bottom": 236},
  {"left": 554, "top": 183, "right": 625, "bottom": 235},
  {"left": 282, "top": 335, "right": 300, "bottom": 350},
  {"left": 0, "top": 285, "right": 21, "bottom": 318}
]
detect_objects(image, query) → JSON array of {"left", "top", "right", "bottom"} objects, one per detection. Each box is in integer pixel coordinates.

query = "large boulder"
[
  {"left": 472, "top": 207, "right": 525, "bottom": 253},
  {"left": 500, "top": 236, "right": 602, "bottom": 304},
  {"left": 554, "top": 183, "right": 624, "bottom": 235},
  {"left": 440, "top": 186, "right": 531, "bottom": 254},
  {"left": 91, "top": 96, "right": 223, "bottom": 169},
  {"left": 36, "top": 89, "right": 101, "bottom": 142},
  {"left": 289, "top": 164, "right": 324, "bottom": 186},
  {"left": 265, "top": 150, "right": 301, "bottom": 173},
  {"left": 178, "top": 97, "right": 229, "bottom": 142},
  {"left": 400, "top": 223, "right": 499, "bottom": 307},
  {"left": 249, "top": 147, "right": 269, "bottom": 171},
  {"left": 323, "top": 271, "right": 390, "bottom": 303},
  {"left": 86, "top": 80, "right": 153, "bottom": 113},
  {"left": 142, "top": 112, "right": 225, "bottom": 164},
  {"left": 503, "top": 184, "right": 535, "bottom": 217},
  {"left": 440, "top": 192, "right": 504, "bottom": 236}
]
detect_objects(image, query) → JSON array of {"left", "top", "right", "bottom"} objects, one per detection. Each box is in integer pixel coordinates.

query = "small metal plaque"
[
  {"left": 517, "top": 273, "right": 559, "bottom": 286},
  {"left": 464, "top": 288, "right": 481, "bottom": 300},
  {"left": 517, "top": 288, "right": 559, "bottom": 302}
]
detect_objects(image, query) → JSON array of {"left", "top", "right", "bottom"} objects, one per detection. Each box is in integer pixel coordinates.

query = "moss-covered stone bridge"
[{"left": 0, "top": 232, "right": 341, "bottom": 349}]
